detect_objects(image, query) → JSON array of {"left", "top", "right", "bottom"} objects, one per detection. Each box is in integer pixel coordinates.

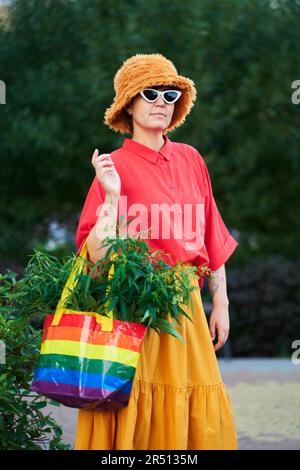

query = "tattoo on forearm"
[{"left": 208, "top": 269, "right": 225, "bottom": 298}]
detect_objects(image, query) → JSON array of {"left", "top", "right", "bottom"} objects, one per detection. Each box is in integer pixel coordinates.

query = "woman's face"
[{"left": 125, "top": 85, "right": 176, "bottom": 134}]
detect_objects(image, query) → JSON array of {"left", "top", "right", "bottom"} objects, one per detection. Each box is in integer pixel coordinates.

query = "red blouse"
[{"left": 75, "top": 135, "right": 238, "bottom": 289}]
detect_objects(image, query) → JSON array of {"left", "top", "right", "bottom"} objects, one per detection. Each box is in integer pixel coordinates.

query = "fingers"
[
  {"left": 91, "top": 150, "right": 114, "bottom": 171},
  {"left": 210, "top": 322, "right": 216, "bottom": 342},
  {"left": 92, "top": 149, "right": 112, "bottom": 163},
  {"left": 92, "top": 148, "right": 99, "bottom": 159},
  {"left": 213, "top": 329, "right": 229, "bottom": 352}
]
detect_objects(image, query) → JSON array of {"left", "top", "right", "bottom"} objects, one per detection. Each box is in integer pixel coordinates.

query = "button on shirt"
[{"left": 75, "top": 135, "right": 238, "bottom": 289}]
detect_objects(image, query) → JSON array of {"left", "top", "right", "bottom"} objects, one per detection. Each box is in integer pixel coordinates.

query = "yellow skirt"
[{"left": 74, "top": 272, "right": 238, "bottom": 450}]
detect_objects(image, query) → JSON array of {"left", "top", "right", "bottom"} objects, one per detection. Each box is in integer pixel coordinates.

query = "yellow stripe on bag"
[{"left": 41, "top": 340, "right": 140, "bottom": 367}]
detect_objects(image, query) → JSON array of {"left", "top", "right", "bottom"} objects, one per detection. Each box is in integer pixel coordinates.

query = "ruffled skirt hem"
[{"left": 75, "top": 377, "right": 238, "bottom": 450}]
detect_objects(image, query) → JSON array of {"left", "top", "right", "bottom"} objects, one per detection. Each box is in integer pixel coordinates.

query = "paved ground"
[
  {"left": 43, "top": 358, "right": 300, "bottom": 450},
  {"left": 220, "top": 358, "right": 300, "bottom": 450}
]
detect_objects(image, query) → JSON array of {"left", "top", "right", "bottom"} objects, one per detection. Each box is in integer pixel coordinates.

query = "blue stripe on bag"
[{"left": 34, "top": 367, "right": 132, "bottom": 393}]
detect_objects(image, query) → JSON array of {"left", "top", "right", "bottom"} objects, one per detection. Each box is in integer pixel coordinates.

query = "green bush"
[
  {"left": 227, "top": 257, "right": 300, "bottom": 357},
  {"left": 0, "top": 270, "right": 71, "bottom": 450}
]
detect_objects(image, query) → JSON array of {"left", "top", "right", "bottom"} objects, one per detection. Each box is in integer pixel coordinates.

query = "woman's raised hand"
[{"left": 91, "top": 149, "right": 121, "bottom": 195}]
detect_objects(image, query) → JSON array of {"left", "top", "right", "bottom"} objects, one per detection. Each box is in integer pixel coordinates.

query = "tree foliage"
[{"left": 0, "top": 0, "right": 299, "bottom": 263}]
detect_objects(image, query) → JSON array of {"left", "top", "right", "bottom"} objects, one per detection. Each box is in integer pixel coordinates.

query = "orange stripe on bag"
[{"left": 42, "top": 325, "right": 144, "bottom": 352}]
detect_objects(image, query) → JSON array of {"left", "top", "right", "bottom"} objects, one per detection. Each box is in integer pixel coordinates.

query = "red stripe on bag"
[{"left": 44, "top": 313, "right": 146, "bottom": 339}]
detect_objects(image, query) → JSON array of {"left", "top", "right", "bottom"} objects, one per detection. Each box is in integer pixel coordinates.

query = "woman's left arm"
[{"left": 207, "top": 264, "right": 230, "bottom": 351}]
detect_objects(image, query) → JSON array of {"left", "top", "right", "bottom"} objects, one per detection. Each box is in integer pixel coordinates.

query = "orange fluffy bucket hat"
[{"left": 103, "top": 53, "right": 197, "bottom": 135}]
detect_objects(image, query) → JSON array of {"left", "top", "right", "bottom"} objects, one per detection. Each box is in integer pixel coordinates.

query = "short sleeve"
[
  {"left": 75, "top": 176, "right": 106, "bottom": 255},
  {"left": 202, "top": 159, "right": 238, "bottom": 271}
]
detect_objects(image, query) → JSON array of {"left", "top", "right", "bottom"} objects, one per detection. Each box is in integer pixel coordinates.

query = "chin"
[{"left": 148, "top": 124, "right": 167, "bottom": 131}]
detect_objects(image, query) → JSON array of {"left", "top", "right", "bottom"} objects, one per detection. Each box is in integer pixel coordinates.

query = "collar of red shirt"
[{"left": 122, "top": 135, "right": 173, "bottom": 163}]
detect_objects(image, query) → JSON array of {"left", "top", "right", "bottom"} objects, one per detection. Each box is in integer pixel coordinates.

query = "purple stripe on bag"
[
  {"left": 44, "top": 394, "right": 127, "bottom": 410},
  {"left": 31, "top": 379, "right": 131, "bottom": 410}
]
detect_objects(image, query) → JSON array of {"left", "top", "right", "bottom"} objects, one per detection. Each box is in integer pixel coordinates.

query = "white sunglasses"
[{"left": 139, "top": 88, "right": 182, "bottom": 104}]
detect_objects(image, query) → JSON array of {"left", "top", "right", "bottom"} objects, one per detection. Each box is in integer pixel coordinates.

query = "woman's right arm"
[
  {"left": 86, "top": 192, "right": 119, "bottom": 263},
  {"left": 86, "top": 149, "right": 121, "bottom": 264}
]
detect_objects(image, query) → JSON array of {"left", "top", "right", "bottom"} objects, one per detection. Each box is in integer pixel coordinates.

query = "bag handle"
[{"left": 51, "top": 238, "right": 117, "bottom": 331}]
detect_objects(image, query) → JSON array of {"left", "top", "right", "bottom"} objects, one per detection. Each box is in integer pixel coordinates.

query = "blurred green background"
[{"left": 1, "top": 0, "right": 299, "bottom": 356}]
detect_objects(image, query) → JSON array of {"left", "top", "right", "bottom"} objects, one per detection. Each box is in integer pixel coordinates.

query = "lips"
[{"left": 151, "top": 113, "right": 166, "bottom": 117}]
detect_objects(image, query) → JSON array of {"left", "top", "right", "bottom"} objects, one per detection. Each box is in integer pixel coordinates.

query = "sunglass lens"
[
  {"left": 143, "top": 89, "right": 159, "bottom": 101},
  {"left": 164, "top": 91, "right": 179, "bottom": 103}
]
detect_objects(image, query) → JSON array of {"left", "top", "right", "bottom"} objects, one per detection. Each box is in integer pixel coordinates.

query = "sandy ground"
[{"left": 42, "top": 358, "right": 300, "bottom": 450}]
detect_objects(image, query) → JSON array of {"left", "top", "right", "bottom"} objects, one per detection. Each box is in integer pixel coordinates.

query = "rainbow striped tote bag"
[{"left": 30, "top": 238, "right": 147, "bottom": 411}]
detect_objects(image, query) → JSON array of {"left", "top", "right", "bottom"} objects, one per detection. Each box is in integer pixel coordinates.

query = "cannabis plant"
[{"left": 65, "top": 234, "right": 199, "bottom": 341}]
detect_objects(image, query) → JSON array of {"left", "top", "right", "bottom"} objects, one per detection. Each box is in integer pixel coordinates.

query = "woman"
[{"left": 74, "top": 53, "right": 239, "bottom": 450}]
